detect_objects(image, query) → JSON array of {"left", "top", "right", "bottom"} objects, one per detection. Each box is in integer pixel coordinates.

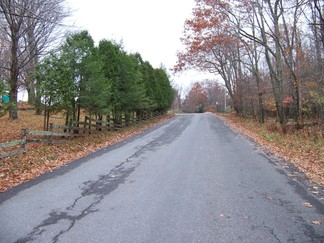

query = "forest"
[
  {"left": 0, "top": 0, "right": 174, "bottom": 126},
  {"left": 175, "top": 0, "right": 324, "bottom": 132}
]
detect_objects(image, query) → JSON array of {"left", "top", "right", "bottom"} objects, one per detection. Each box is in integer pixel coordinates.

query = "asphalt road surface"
[{"left": 1, "top": 113, "right": 323, "bottom": 243}]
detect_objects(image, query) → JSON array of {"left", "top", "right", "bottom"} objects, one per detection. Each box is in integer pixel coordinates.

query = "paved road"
[{"left": 0, "top": 113, "right": 323, "bottom": 243}]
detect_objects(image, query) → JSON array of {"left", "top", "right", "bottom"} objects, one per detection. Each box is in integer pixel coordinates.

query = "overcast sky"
[{"left": 65, "top": 0, "right": 216, "bottom": 92}]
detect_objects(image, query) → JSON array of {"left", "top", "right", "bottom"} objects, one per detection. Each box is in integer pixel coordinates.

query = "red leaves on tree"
[
  {"left": 183, "top": 82, "right": 208, "bottom": 112},
  {"left": 173, "top": 0, "right": 238, "bottom": 74}
]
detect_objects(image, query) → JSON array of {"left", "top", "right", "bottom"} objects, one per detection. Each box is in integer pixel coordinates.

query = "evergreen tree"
[{"left": 60, "top": 30, "right": 95, "bottom": 122}]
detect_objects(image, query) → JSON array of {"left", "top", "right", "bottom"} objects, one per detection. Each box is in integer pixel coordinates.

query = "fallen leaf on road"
[
  {"left": 312, "top": 221, "right": 321, "bottom": 225},
  {"left": 266, "top": 195, "right": 272, "bottom": 200},
  {"left": 303, "top": 202, "right": 313, "bottom": 208}
]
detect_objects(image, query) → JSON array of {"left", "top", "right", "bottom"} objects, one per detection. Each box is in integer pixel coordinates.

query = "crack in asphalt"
[
  {"left": 15, "top": 118, "right": 190, "bottom": 243},
  {"left": 15, "top": 163, "right": 135, "bottom": 243},
  {"left": 15, "top": 142, "right": 153, "bottom": 242},
  {"left": 263, "top": 225, "right": 282, "bottom": 243},
  {"left": 251, "top": 223, "right": 282, "bottom": 243},
  {"left": 297, "top": 216, "right": 324, "bottom": 242},
  {"left": 250, "top": 192, "right": 323, "bottom": 242}
]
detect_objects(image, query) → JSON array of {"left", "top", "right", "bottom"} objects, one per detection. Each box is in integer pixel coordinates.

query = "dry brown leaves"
[
  {"left": 303, "top": 202, "right": 313, "bottom": 208},
  {"left": 0, "top": 109, "right": 174, "bottom": 192},
  {"left": 0, "top": 108, "right": 65, "bottom": 143},
  {"left": 216, "top": 113, "right": 324, "bottom": 187}
]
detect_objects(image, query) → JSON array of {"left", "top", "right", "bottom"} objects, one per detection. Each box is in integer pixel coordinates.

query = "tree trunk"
[
  {"left": 34, "top": 80, "right": 42, "bottom": 115},
  {"left": 257, "top": 1, "right": 286, "bottom": 131},
  {"left": 257, "top": 92, "right": 265, "bottom": 123},
  {"left": 27, "top": 83, "right": 36, "bottom": 105},
  {"left": 9, "top": 30, "right": 19, "bottom": 120},
  {"left": 252, "top": 11, "right": 265, "bottom": 124},
  {"left": 9, "top": 85, "right": 18, "bottom": 120}
]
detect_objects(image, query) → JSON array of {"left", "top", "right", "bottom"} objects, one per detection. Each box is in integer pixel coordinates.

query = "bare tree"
[
  {"left": 227, "top": 0, "right": 307, "bottom": 130},
  {"left": 307, "top": 0, "right": 324, "bottom": 124},
  {"left": 23, "top": 0, "right": 69, "bottom": 109},
  {"left": 0, "top": 0, "right": 69, "bottom": 119}
]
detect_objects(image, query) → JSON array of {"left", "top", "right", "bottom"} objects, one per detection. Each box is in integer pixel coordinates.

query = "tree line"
[
  {"left": 38, "top": 31, "right": 174, "bottom": 128},
  {"left": 174, "top": 0, "right": 324, "bottom": 131},
  {"left": 0, "top": 0, "right": 174, "bottom": 123}
]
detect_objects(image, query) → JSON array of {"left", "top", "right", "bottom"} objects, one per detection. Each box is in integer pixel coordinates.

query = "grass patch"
[{"left": 260, "top": 132, "right": 275, "bottom": 142}]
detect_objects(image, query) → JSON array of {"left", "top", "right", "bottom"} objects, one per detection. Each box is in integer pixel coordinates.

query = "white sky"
[{"left": 65, "top": 0, "right": 216, "bottom": 93}]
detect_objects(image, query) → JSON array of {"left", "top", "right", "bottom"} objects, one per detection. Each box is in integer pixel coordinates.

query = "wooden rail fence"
[
  {"left": 0, "top": 129, "right": 81, "bottom": 159},
  {"left": 0, "top": 110, "right": 167, "bottom": 159},
  {"left": 0, "top": 129, "right": 27, "bottom": 159}
]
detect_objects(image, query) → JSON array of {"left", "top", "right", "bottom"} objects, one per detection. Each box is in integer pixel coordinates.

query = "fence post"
[
  {"left": 96, "top": 120, "right": 100, "bottom": 132},
  {"left": 106, "top": 115, "right": 110, "bottom": 130},
  {"left": 68, "top": 119, "right": 72, "bottom": 134},
  {"left": 83, "top": 116, "right": 87, "bottom": 134},
  {"left": 21, "top": 128, "right": 27, "bottom": 153}
]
